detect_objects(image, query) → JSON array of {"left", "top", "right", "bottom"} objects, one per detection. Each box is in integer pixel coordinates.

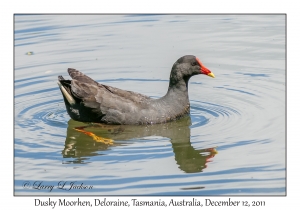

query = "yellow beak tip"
[{"left": 207, "top": 73, "right": 215, "bottom": 78}]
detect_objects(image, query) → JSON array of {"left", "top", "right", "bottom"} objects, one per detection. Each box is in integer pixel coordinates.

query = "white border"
[{"left": 5, "top": 0, "right": 295, "bottom": 209}]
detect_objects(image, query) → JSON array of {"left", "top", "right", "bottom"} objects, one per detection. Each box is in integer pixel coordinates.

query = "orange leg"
[{"left": 74, "top": 126, "right": 114, "bottom": 145}]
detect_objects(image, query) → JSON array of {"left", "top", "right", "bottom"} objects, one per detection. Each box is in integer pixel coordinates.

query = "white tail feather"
[{"left": 57, "top": 81, "right": 75, "bottom": 105}]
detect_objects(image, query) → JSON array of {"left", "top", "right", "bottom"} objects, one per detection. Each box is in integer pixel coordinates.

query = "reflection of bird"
[
  {"left": 172, "top": 144, "right": 217, "bottom": 173},
  {"left": 62, "top": 117, "right": 217, "bottom": 173},
  {"left": 57, "top": 55, "right": 214, "bottom": 124}
]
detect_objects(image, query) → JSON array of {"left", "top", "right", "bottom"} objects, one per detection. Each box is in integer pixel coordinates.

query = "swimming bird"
[{"left": 57, "top": 55, "right": 215, "bottom": 125}]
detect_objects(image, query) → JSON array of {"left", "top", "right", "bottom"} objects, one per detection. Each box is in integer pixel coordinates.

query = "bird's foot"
[{"left": 74, "top": 127, "right": 114, "bottom": 145}]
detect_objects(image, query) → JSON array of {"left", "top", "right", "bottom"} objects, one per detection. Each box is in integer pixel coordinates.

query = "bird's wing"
[
  {"left": 68, "top": 68, "right": 151, "bottom": 103},
  {"left": 68, "top": 68, "right": 98, "bottom": 86},
  {"left": 68, "top": 69, "right": 152, "bottom": 123}
]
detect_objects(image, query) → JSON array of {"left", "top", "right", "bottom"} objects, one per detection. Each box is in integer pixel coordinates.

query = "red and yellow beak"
[{"left": 196, "top": 58, "right": 215, "bottom": 78}]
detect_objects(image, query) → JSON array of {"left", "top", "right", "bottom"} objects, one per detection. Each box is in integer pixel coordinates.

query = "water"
[{"left": 14, "top": 15, "right": 285, "bottom": 195}]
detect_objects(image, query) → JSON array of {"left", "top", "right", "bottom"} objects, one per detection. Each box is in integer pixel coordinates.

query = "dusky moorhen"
[{"left": 57, "top": 55, "right": 215, "bottom": 125}]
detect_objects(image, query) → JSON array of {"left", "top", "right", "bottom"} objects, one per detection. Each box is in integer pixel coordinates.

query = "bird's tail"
[{"left": 57, "top": 76, "right": 75, "bottom": 105}]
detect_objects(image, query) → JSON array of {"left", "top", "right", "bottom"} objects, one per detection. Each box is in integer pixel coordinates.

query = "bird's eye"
[{"left": 191, "top": 61, "right": 197, "bottom": 66}]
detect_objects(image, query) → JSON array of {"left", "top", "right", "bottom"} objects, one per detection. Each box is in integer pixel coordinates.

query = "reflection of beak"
[
  {"left": 205, "top": 147, "right": 218, "bottom": 155},
  {"left": 207, "top": 72, "right": 215, "bottom": 78},
  {"left": 211, "top": 147, "right": 218, "bottom": 154}
]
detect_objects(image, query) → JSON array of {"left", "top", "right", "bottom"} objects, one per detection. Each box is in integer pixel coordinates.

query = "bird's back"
[{"left": 58, "top": 68, "right": 154, "bottom": 124}]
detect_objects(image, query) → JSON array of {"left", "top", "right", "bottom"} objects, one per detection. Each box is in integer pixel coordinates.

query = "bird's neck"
[
  {"left": 151, "top": 74, "right": 191, "bottom": 122},
  {"left": 164, "top": 76, "right": 190, "bottom": 104}
]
